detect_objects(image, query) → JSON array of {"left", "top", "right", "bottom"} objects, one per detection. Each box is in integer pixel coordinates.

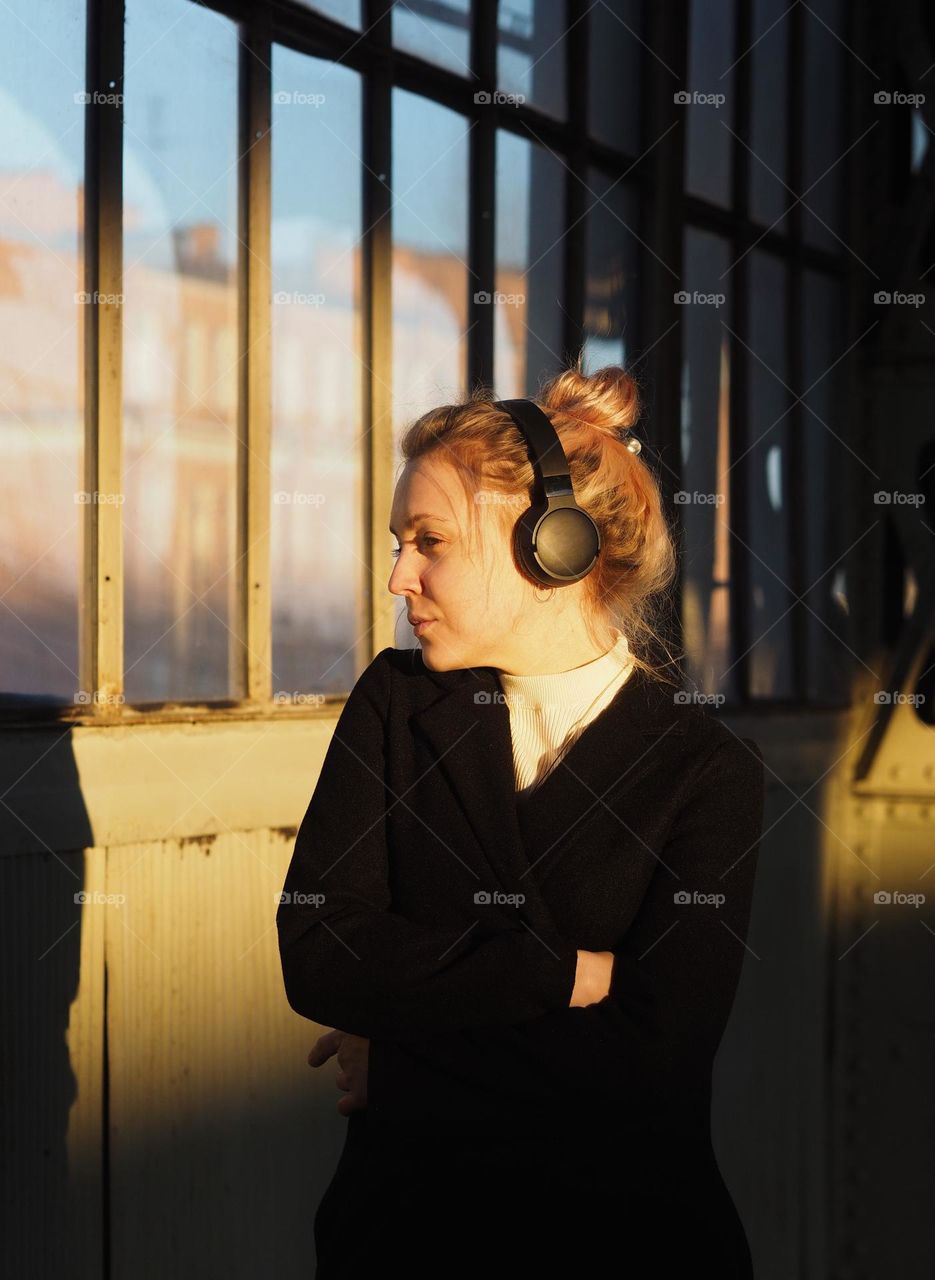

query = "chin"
[
  {"left": 418, "top": 640, "right": 464, "bottom": 672},
  {"left": 418, "top": 646, "right": 447, "bottom": 670},
  {"left": 421, "top": 642, "right": 487, "bottom": 673}
]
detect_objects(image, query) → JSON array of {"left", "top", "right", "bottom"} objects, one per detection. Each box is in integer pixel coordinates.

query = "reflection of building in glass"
[
  {"left": 0, "top": 170, "right": 532, "bottom": 699},
  {"left": 123, "top": 207, "right": 237, "bottom": 702},
  {"left": 0, "top": 168, "right": 84, "bottom": 698}
]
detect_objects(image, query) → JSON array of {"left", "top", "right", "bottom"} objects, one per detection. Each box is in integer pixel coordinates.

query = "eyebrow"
[{"left": 388, "top": 514, "right": 454, "bottom": 535}]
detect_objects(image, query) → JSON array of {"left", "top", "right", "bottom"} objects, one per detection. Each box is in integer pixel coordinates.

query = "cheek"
[{"left": 429, "top": 565, "right": 487, "bottom": 619}]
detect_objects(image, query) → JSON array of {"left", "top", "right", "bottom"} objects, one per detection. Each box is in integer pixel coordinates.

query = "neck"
[{"left": 495, "top": 624, "right": 620, "bottom": 676}]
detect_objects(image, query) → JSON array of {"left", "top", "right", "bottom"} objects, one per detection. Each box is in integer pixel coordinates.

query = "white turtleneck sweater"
[{"left": 495, "top": 629, "right": 635, "bottom": 798}]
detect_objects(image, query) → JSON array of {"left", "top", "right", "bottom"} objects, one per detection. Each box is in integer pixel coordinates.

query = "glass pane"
[
  {"left": 498, "top": 0, "right": 567, "bottom": 120},
  {"left": 802, "top": 0, "right": 846, "bottom": 250},
  {"left": 391, "top": 90, "right": 469, "bottom": 644},
  {"left": 271, "top": 48, "right": 363, "bottom": 698},
  {"left": 749, "top": 0, "right": 789, "bottom": 230},
  {"left": 747, "top": 249, "right": 793, "bottom": 698},
  {"left": 392, "top": 90, "right": 468, "bottom": 434},
  {"left": 684, "top": 0, "right": 735, "bottom": 207},
  {"left": 802, "top": 270, "right": 850, "bottom": 703},
  {"left": 293, "top": 0, "right": 361, "bottom": 27},
  {"left": 679, "top": 228, "right": 737, "bottom": 703},
  {"left": 582, "top": 171, "right": 640, "bottom": 373},
  {"left": 123, "top": 0, "right": 239, "bottom": 702},
  {"left": 494, "top": 131, "right": 565, "bottom": 397},
  {"left": 911, "top": 108, "right": 928, "bottom": 174},
  {"left": 394, "top": 0, "right": 471, "bottom": 76},
  {"left": 588, "top": 0, "right": 642, "bottom": 155},
  {"left": 0, "top": 0, "right": 84, "bottom": 705}
]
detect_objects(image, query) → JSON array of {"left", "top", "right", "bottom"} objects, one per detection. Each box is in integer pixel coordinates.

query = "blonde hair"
[{"left": 397, "top": 357, "right": 680, "bottom": 685}]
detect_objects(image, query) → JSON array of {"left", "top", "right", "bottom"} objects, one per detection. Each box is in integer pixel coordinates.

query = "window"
[
  {"left": 394, "top": 0, "right": 471, "bottom": 76},
  {"left": 681, "top": 0, "right": 853, "bottom": 703},
  {"left": 685, "top": 0, "right": 735, "bottom": 208},
  {"left": 493, "top": 131, "right": 565, "bottom": 396},
  {"left": 391, "top": 90, "right": 469, "bottom": 444},
  {"left": 497, "top": 0, "right": 567, "bottom": 119},
  {"left": 680, "top": 227, "right": 736, "bottom": 703},
  {"left": 582, "top": 170, "right": 641, "bottom": 374},
  {"left": 0, "top": 0, "right": 85, "bottom": 705},
  {"left": 271, "top": 47, "right": 363, "bottom": 698},
  {"left": 123, "top": 0, "right": 239, "bottom": 704},
  {"left": 1, "top": 0, "right": 856, "bottom": 716},
  {"left": 746, "top": 248, "right": 793, "bottom": 698}
]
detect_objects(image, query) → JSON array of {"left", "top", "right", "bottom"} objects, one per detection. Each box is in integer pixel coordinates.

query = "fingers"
[
  {"left": 307, "top": 1030, "right": 368, "bottom": 1117},
  {"left": 307, "top": 1028, "right": 343, "bottom": 1067}
]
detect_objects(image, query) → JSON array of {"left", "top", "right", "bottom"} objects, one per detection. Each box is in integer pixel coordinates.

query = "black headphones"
[{"left": 493, "top": 398, "right": 601, "bottom": 588}]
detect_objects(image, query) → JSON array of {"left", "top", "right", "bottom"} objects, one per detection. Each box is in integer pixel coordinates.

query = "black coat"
[{"left": 277, "top": 647, "right": 766, "bottom": 1278}]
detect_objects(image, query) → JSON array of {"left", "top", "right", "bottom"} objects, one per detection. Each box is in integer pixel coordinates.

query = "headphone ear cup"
[
  {"left": 533, "top": 508, "right": 601, "bottom": 584},
  {"left": 513, "top": 504, "right": 553, "bottom": 587},
  {"left": 513, "top": 505, "right": 601, "bottom": 586}
]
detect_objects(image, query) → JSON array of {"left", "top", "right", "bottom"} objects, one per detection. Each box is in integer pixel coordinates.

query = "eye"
[{"left": 390, "top": 535, "right": 443, "bottom": 558}]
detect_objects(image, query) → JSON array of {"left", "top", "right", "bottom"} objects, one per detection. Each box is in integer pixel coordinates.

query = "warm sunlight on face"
[
  {"left": 388, "top": 454, "right": 614, "bottom": 674},
  {"left": 388, "top": 455, "right": 515, "bottom": 671}
]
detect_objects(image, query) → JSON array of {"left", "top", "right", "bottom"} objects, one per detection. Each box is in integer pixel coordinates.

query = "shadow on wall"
[{"left": 0, "top": 738, "right": 349, "bottom": 1278}]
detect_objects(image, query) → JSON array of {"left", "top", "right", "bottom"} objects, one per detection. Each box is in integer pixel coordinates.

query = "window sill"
[{"left": 0, "top": 698, "right": 350, "bottom": 730}]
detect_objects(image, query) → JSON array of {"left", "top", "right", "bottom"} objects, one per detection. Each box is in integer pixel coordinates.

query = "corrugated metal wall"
[
  {"left": 0, "top": 718, "right": 357, "bottom": 1279},
  {"left": 0, "top": 706, "right": 835, "bottom": 1279}
]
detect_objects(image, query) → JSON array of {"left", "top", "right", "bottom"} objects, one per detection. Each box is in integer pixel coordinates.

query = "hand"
[
  {"left": 569, "top": 950, "right": 614, "bottom": 1008},
  {"left": 308, "top": 1028, "right": 370, "bottom": 1116}
]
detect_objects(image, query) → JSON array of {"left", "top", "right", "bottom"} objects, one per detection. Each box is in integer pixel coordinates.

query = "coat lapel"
[
  {"left": 511, "top": 670, "right": 687, "bottom": 887},
  {"left": 408, "top": 658, "right": 687, "bottom": 935}
]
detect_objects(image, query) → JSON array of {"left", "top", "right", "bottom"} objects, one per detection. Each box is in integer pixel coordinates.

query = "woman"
[{"left": 276, "top": 364, "right": 765, "bottom": 1277}]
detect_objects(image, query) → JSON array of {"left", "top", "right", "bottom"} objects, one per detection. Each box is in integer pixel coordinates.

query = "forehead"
[{"left": 389, "top": 457, "right": 463, "bottom": 530}]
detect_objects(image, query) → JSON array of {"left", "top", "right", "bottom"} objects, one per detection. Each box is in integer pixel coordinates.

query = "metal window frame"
[
  {"left": 681, "top": 0, "right": 852, "bottom": 708},
  {"left": 81, "top": 0, "right": 125, "bottom": 721},
  {"left": 4, "top": 0, "right": 853, "bottom": 728}
]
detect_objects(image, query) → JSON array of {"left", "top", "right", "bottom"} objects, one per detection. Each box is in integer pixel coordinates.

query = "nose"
[{"left": 388, "top": 552, "right": 422, "bottom": 598}]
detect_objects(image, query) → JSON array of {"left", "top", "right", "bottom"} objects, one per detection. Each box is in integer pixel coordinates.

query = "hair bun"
[{"left": 539, "top": 364, "right": 641, "bottom": 436}]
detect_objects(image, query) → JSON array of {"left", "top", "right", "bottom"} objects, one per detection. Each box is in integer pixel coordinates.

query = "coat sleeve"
[
  {"left": 275, "top": 649, "right": 579, "bottom": 1040},
  {"left": 347, "top": 732, "right": 766, "bottom": 1135},
  {"left": 603, "top": 732, "right": 766, "bottom": 1093}
]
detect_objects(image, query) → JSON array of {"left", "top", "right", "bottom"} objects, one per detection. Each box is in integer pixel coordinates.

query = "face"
[{"left": 386, "top": 453, "right": 532, "bottom": 670}]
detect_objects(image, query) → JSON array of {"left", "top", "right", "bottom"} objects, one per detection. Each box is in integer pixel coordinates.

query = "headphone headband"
[{"left": 494, "top": 399, "right": 574, "bottom": 489}]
